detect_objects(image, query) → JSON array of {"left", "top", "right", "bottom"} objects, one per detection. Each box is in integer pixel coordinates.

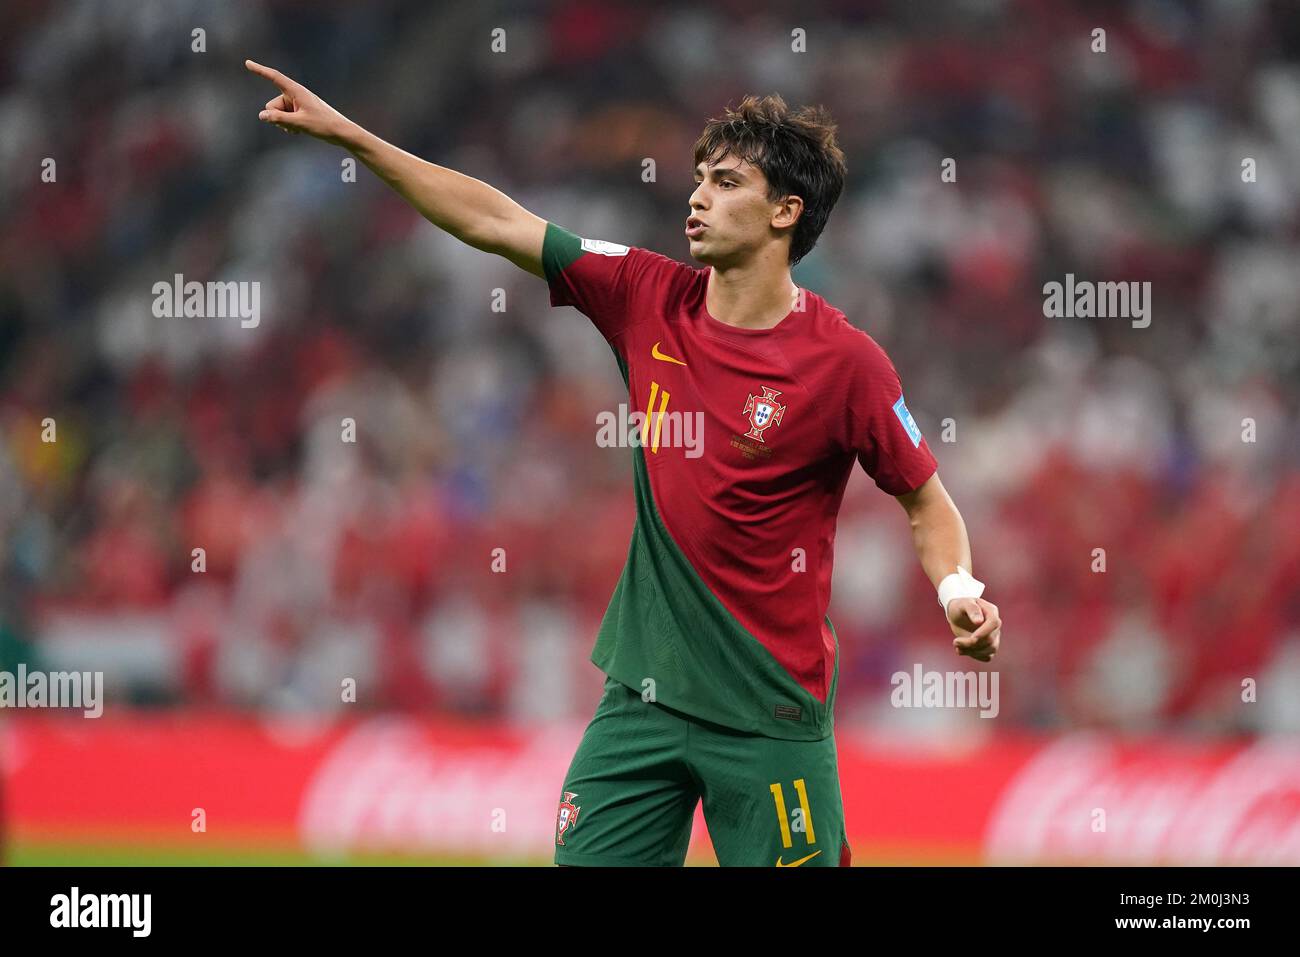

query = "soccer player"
[{"left": 247, "top": 60, "right": 1002, "bottom": 867}]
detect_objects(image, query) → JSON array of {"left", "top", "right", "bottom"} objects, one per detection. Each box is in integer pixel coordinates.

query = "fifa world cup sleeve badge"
[{"left": 556, "top": 791, "right": 582, "bottom": 846}]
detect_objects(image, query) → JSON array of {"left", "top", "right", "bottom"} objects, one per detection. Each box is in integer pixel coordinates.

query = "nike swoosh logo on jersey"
[
  {"left": 651, "top": 341, "right": 687, "bottom": 366},
  {"left": 775, "top": 850, "right": 822, "bottom": 867}
]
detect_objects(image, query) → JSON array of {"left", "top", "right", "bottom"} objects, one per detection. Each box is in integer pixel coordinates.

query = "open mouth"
[{"left": 685, "top": 217, "right": 707, "bottom": 238}]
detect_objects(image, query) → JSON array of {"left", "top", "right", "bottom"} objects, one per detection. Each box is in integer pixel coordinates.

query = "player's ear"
[{"left": 772, "top": 194, "right": 803, "bottom": 229}]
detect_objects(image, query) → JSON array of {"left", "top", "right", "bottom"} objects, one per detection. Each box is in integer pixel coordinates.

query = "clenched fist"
[{"left": 947, "top": 596, "right": 1001, "bottom": 662}]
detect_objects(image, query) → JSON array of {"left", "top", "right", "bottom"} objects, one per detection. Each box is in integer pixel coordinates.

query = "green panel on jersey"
[
  {"left": 590, "top": 351, "right": 839, "bottom": 741},
  {"left": 542, "top": 222, "right": 584, "bottom": 282}
]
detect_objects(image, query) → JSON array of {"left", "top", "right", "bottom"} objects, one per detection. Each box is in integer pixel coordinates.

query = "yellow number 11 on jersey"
[{"left": 642, "top": 380, "right": 670, "bottom": 454}]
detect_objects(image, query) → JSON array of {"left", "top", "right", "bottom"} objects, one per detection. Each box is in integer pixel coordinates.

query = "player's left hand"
[{"left": 947, "top": 597, "right": 1000, "bottom": 662}]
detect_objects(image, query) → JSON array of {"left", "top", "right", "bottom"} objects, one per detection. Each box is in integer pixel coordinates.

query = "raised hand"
[{"left": 245, "top": 59, "right": 353, "bottom": 145}]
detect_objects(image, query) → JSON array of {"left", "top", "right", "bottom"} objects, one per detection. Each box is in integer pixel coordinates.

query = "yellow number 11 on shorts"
[{"left": 769, "top": 778, "right": 816, "bottom": 849}]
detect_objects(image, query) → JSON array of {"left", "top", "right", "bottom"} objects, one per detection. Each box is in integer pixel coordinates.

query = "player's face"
[{"left": 687, "top": 154, "right": 790, "bottom": 268}]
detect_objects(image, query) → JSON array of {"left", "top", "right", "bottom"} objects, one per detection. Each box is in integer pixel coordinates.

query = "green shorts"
[{"left": 554, "top": 675, "right": 850, "bottom": 867}]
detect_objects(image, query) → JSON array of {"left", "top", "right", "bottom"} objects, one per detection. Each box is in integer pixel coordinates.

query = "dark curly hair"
[{"left": 692, "top": 94, "right": 847, "bottom": 265}]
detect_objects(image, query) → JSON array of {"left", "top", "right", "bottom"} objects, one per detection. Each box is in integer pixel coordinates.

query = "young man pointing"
[{"left": 247, "top": 59, "right": 1002, "bottom": 867}]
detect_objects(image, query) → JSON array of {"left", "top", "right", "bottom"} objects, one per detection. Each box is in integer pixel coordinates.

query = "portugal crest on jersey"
[
  {"left": 742, "top": 386, "right": 786, "bottom": 442},
  {"left": 555, "top": 791, "right": 581, "bottom": 846}
]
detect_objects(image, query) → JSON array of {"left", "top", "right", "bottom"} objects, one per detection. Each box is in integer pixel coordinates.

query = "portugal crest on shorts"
[
  {"left": 743, "top": 386, "right": 786, "bottom": 442},
  {"left": 556, "top": 791, "right": 581, "bottom": 846}
]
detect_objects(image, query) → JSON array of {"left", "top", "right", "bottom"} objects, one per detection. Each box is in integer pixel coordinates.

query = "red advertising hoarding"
[{"left": 3, "top": 716, "right": 1297, "bottom": 864}]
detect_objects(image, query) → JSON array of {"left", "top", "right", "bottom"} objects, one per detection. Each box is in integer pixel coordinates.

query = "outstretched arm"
[
  {"left": 245, "top": 59, "right": 546, "bottom": 278},
  {"left": 895, "top": 471, "right": 1002, "bottom": 661}
]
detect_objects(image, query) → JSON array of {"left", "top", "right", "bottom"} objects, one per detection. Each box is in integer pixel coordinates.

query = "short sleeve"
[
  {"left": 542, "top": 222, "right": 681, "bottom": 346},
  {"left": 842, "top": 333, "right": 939, "bottom": 495}
]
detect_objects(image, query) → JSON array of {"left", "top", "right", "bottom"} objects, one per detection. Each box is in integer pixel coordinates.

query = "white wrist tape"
[{"left": 937, "top": 565, "right": 985, "bottom": 612}]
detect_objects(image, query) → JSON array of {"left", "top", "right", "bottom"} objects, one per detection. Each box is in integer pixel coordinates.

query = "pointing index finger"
[{"left": 245, "top": 59, "right": 296, "bottom": 92}]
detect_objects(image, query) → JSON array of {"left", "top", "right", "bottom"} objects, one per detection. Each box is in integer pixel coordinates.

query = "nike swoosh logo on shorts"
[{"left": 775, "top": 850, "right": 822, "bottom": 867}]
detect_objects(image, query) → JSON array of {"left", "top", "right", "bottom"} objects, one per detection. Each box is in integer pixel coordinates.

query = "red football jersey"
[{"left": 544, "top": 223, "right": 938, "bottom": 740}]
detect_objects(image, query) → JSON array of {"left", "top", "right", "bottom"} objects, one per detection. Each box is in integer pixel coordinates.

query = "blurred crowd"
[{"left": 1, "top": 0, "right": 1298, "bottom": 735}]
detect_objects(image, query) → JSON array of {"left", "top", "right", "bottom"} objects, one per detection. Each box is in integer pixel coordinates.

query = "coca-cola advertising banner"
[{"left": 4, "top": 716, "right": 1298, "bottom": 864}]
